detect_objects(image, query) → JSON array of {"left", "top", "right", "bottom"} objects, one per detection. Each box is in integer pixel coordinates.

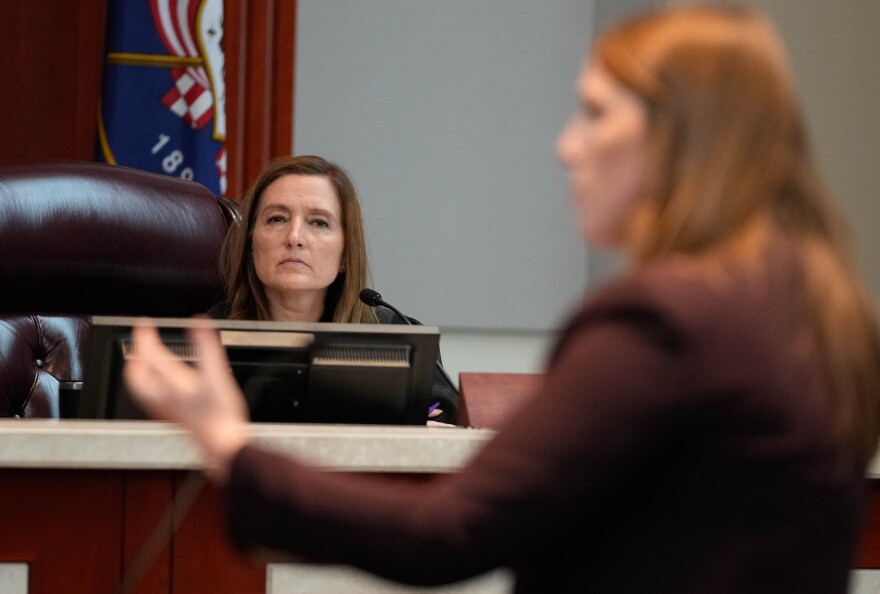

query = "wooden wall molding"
[{"left": 224, "top": 0, "right": 297, "bottom": 200}]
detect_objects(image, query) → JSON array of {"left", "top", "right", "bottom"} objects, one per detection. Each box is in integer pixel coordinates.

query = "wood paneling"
[
  {"left": 0, "top": 469, "right": 123, "bottom": 594},
  {"left": 172, "top": 474, "right": 266, "bottom": 593},
  {"left": 223, "top": 0, "right": 297, "bottom": 199},
  {"left": 120, "top": 472, "right": 176, "bottom": 593},
  {"left": 0, "top": 454, "right": 878, "bottom": 594},
  {"left": 0, "top": 0, "right": 108, "bottom": 160},
  {"left": 457, "top": 372, "right": 542, "bottom": 430},
  {"left": 0, "top": 468, "right": 265, "bottom": 594}
]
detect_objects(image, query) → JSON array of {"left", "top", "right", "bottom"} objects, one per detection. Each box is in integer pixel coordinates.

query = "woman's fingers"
[
  {"left": 122, "top": 319, "right": 248, "bottom": 484},
  {"left": 126, "top": 321, "right": 206, "bottom": 419},
  {"left": 189, "top": 321, "right": 227, "bottom": 375},
  {"left": 188, "top": 323, "right": 241, "bottom": 398},
  {"left": 125, "top": 323, "right": 175, "bottom": 418}
]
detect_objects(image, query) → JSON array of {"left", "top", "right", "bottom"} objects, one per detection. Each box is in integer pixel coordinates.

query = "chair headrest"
[{"left": 0, "top": 159, "right": 235, "bottom": 316}]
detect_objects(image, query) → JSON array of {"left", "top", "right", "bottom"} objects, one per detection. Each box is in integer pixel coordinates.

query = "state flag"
[{"left": 97, "top": 0, "right": 227, "bottom": 195}]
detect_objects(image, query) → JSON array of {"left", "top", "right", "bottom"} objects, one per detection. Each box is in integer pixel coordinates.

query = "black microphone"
[
  {"left": 359, "top": 288, "right": 414, "bottom": 325},
  {"left": 359, "top": 288, "right": 460, "bottom": 399}
]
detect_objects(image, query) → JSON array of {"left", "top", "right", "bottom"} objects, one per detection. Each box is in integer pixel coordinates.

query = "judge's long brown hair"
[
  {"left": 595, "top": 5, "right": 880, "bottom": 466},
  {"left": 221, "top": 155, "right": 377, "bottom": 323}
]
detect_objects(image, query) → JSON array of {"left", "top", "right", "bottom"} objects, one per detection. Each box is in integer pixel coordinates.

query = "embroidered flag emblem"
[{"left": 97, "top": 0, "right": 227, "bottom": 195}]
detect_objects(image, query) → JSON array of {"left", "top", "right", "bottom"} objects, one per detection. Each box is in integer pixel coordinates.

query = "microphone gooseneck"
[{"left": 359, "top": 288, "right": 413, "bottom": 325}]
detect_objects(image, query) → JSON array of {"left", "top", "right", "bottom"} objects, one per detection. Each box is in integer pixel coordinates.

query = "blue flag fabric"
[{"left": 97, "top": 0, "right": 227, "bottom": 195}]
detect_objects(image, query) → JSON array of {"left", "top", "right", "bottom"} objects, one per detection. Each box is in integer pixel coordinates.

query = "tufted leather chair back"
[{"left": 0, "top": 159, "right": 239, "bottom": 417}]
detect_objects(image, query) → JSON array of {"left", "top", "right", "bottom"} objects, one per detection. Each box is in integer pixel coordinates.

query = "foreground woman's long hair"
[{"left": 596, "top": 5, "right": 880, "bottom": 467}]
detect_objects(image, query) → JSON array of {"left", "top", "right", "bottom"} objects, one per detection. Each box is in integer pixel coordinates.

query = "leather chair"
[{"left": 0, "top": 159, "right": 239, "bottom": 418}]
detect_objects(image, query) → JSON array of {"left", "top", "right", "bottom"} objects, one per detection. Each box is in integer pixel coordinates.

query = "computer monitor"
[{"left": 79, "top": 315, "right": 442, "bottom": 425}]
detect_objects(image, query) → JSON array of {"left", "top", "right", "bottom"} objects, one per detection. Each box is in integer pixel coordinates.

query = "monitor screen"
[{"left": 80, "top": 316, "right": 442, "bottom": 425}]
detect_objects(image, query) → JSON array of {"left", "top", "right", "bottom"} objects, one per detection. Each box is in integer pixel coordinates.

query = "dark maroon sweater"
[{"left": 226, "top": 262, "right": 866, "bottom": 593}]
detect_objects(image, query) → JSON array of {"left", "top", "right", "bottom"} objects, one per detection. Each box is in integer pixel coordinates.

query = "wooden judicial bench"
[
  {"left": 0, "top": 423, "right": 494, "bottom": 594},
  {"left": 0, "top": 372, "right": 524, "bottom": 594},
  {"left": 0, "top": 372, "right": 878, "bottom": 593}
]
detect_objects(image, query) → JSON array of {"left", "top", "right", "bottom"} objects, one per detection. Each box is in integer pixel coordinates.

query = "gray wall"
[
  {"left": 293, "top": 0, "right": 597, "bottom": 332},
  {"left": 292, "top": 0, "right": 879, "bottom": 380}
]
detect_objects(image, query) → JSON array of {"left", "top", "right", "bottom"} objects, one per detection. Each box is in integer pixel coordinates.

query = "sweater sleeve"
[{"left": 225, "top": 280, "right": 691, "bottom": 585}]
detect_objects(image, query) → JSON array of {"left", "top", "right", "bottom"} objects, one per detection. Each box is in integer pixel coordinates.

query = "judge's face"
[
  {"left": 251, "top": 175, "right": 345, "bottom": 307},
  {"left": 556, "top": 62, "right": 650, "bottom": 248}
]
